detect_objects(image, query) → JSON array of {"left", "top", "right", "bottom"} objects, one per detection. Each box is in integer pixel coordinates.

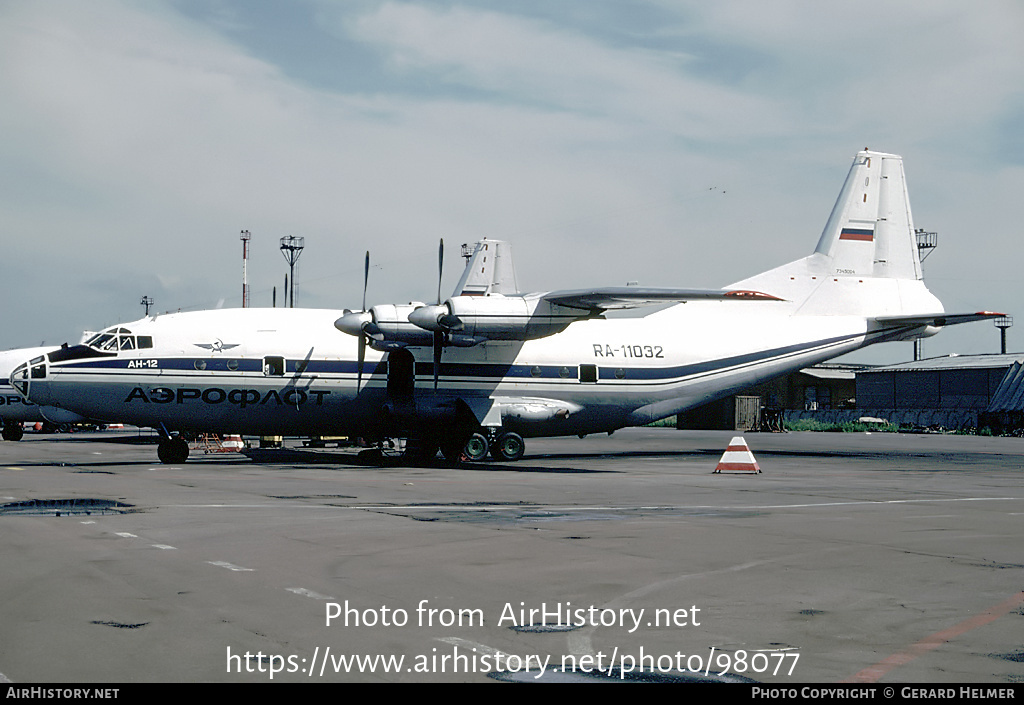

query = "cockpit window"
[
  {"left": 86, "top": 333, "right": 116, "bottom": 350},
  {"left": 85, "top": 327, "right": 152, "bottom": 352}
]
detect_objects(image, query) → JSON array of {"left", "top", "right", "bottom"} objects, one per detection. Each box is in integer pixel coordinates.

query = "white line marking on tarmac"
[
  {"left": 207, "top": 561, "right": 253, "bottom": 572},
  {"left": 151, "top": 544, "right": 177, "bottom": 550},
  {"left": 287, "top": 588, "right": 334, "bottom": 600},
  {"left": 114, "top": 532, "right": 138, "bottom": 538}
]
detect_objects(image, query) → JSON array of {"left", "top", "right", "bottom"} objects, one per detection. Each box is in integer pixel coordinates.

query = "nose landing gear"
[{"left": 156, "top": 433, "right": 190, "bottom": 464}]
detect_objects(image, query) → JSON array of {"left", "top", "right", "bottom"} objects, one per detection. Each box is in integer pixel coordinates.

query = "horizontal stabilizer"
[
  {"left": 875, "top": 311, "right": 1006, "bottom": 327},
  {"left": 544, "top": 287, "right": 783, "bottom": 313}
]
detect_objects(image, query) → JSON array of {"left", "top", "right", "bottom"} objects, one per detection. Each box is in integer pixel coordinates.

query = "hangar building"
[{"left": 681, "top": 354, "right": 1024, "bottom": 432}]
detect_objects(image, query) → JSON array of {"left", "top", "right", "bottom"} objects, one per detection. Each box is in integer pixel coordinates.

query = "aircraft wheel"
[
  {"left": 157, "top": 437, "right": 189, "bottom": 464},
  {"left": 462, "top": 432, "right": 489, "bottom": 462},
  {"left": 1, "top": 423, "right": 24, "bottom": 442},
  {"left": 490, "top": 432, "right": 525, "bottom": 462}
]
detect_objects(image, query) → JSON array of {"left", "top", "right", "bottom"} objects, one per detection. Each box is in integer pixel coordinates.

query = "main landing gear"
[
  {"left": 489, "top": 431, "right": 525, "bottom": 462},
  {"left": 438, "top": 429, "right": 526, "bottom": 464},
  {"left": 359, "top": 429, "right": 527, "bottom": 466}
]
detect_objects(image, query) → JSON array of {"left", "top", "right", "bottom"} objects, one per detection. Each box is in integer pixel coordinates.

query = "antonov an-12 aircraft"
[{"left": 12, "top": 150, "right": 1001, "bottom": 464}]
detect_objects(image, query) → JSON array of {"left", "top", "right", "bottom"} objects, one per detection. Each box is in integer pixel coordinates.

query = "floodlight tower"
[
  {"left": 279, "top": 236, "right": 305, "bottom": 308},
  {"left": 240, "top": 230, "right": 251, "bottom": 308},
  {"left": 995, "top": 316, "right": 1013, "bottom": 355},
  {"left": 913, "top": 229, "right": 939, "bottom": 361},
  {"left": 141, "top": 295, "right": 154, "bottom": 316}
]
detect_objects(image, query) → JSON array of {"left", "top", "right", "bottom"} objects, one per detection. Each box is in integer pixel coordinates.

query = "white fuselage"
[{"left": 16, "top": 302, "right": 901, "bottom": 439}]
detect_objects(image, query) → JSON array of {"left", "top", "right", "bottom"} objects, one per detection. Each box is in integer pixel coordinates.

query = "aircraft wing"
[
  {"left": 542, "top": 287, "right": 784, "bottom": 313},
  {"left": 874, "top": 311, "right": 1006, "bottom": 327}
]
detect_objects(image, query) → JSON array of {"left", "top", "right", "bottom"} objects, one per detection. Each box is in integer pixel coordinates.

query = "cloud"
[{"left": 340, "top": 1, "right": 788, "bottom": 141}]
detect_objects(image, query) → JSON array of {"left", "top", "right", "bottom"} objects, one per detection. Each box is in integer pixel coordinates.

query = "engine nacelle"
[
  {"left": 368, "top": 303, "right": 435, "bottom": 346},
  {"left": 410, "top": 295, "right": 583, "bottom": 342},
  {"left": 335, "top": 304, "right": 434, "bottom": 347}
]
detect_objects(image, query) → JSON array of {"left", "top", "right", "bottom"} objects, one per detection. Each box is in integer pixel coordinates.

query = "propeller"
[
  {"left": 333, "top": 251, "right": 377, "bottom": 390},
  {"left": 359, "top": 251, "right": 369, "bottom": 388},
  {"left": 433, "top": 239, "right": 444, "bottom": 389},
  {"left": 405, "top": 238, "right": 471, "bottom": 389}
]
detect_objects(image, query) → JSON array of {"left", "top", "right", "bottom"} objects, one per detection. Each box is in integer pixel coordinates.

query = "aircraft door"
[{"left": 386, "top": 348, "right": 415, "bottom": 400}]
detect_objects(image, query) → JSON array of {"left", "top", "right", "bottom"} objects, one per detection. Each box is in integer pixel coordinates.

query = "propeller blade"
[
  {"left": 437, "top": 238, "right": 444, "bottom": 305},
  {"left": 363, "top": 320, "right": 384, "bottom": 342},
  {"left": 362, "top": 250, "right": 369, "bottom": 313},
  {"left": 437, "top": 313, "right": 464, "bottom": 331}
]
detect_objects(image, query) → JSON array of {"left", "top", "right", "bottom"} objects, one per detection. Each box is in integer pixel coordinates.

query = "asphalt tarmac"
[{"left": 1, "top": 427, "right": 1021, "bottom": 683}]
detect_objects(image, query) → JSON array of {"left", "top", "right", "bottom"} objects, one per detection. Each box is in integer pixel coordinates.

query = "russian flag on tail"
[{"left": 713, "top": 436, "right": 761, "bottom": 474}]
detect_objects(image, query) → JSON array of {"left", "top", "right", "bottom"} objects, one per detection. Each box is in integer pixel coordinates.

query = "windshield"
[{"left": 85, "top": 327, "right": 153, "bottom": 352}]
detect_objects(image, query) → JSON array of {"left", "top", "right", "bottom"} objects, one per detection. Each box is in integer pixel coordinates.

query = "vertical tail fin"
[
  {"left": 814, "top": 149, "right": 923, "bottom": 280},
  {"left": 453, "top": 239, "right": 520, "bottom": 296},
  {"left": 729, "top": 149, "right": 942, "bottom": 318}
]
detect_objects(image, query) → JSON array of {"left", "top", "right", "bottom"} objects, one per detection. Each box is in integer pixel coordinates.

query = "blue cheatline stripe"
[{"left": 47, "top": 325, "right": 913, "bottom": 385}]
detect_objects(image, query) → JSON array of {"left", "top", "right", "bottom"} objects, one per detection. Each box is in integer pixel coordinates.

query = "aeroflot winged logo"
[{"left": 193, "top": 339, "right": 240, "bottom": 353}]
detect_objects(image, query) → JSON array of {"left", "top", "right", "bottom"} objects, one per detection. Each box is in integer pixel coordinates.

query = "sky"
[{"left": 2, "top": 0, "right": 1023, "bottom": 364}]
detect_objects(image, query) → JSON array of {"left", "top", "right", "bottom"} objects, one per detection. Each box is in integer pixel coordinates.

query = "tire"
[
  {"left": 490, "top": 432, "right": 525, "bottom": 462},
  {"left": 1, "top": 424, "right": 24, "bottom": 442},
  {"left": 462, "top": 432, "right": 489, "bottom": 462},
  {"left": 157, "top": 437, "right": 189, "bottom": 464}
]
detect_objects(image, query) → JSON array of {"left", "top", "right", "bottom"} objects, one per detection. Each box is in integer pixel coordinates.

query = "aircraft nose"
[
  {"left": 10, "top": 356, "right": 49, "bottom": 403},
  {"left": 9, "top": 362, "right": 30, "bottom": 398}
]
